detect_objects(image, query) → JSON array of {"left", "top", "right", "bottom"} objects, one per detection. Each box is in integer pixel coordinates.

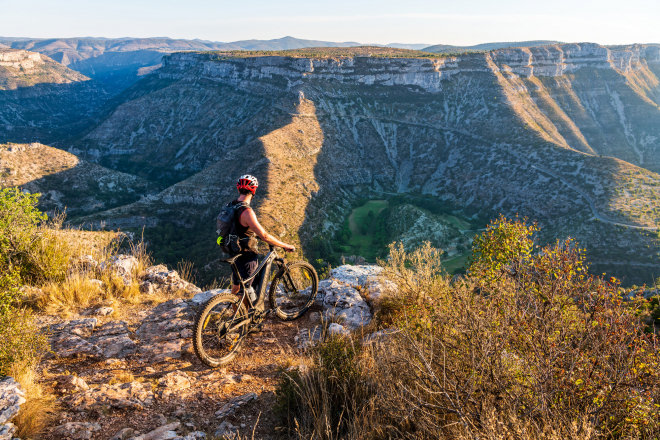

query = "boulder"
[
  {"left": 51, "top": 422, "right": 102, "bottom": 440},
  {"left": 329, "top": 265, "right": 383, "bottom": 287},
  {"left": 143, "top": 265, "right": 201, "bottom": 295},
  {"left": 327, "top": 323, "right": 349, "bottom": 336},
  {"left": 322, "top": 281, "right": 372, "bottom": 329},
  {"left": 102, "top": 255, "right": 139, "bottom": 284}
]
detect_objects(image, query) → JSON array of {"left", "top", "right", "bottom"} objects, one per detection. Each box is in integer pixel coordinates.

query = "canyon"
[{"left": 1, "top": 42, "right": 658, "bottom": 284}]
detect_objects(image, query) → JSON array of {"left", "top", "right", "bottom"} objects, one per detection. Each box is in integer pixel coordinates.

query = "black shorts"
[{"left": 231, "top": 252, "right": 259, "bottom": 286}]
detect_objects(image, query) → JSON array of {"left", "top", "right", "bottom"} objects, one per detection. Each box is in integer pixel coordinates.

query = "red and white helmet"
[{"left": 236, "top": 174, "right": 259, "bottom": 194}]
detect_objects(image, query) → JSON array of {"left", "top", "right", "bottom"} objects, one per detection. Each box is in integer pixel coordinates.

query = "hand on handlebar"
[{"left": 282, "top": 244, "right": 295, "bottom": 253}]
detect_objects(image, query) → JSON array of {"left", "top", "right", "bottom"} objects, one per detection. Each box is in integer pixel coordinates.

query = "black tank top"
[{"left": 233, "top": 200, "right": 257, "bottom": 252}]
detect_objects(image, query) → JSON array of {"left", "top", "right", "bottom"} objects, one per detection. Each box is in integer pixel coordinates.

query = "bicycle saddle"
[{"left": 222, "top": 253, "right": 243, "bottom": 264}]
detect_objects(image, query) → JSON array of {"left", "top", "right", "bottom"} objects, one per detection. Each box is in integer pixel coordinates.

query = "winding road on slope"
[{"left": 531, "top": 165, "right": 659, "bottom": 232}]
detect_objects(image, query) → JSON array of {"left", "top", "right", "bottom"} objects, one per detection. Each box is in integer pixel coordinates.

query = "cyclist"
[{"left": 229, "top": 175, "right": 296, "bottom": 299}]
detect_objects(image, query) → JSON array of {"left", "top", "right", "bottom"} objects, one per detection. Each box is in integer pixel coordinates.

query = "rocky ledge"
[{"left": 41, "top": 263, "right": 390, "bottom": 437}]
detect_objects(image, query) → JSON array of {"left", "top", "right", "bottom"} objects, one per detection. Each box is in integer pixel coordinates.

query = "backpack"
[{"left": 216, "top": 201, "right": 248, "bottom": 255}]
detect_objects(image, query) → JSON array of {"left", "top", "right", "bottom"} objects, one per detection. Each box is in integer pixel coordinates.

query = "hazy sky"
[{"left": 1, "top": 0, "right": 658, "bottom": 45}]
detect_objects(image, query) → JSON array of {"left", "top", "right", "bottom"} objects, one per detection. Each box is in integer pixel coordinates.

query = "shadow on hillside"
[{"left": 0, "top": 80, "right": 113, "bottom": 146}]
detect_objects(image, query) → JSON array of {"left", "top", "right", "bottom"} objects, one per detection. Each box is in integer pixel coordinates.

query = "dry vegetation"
[
  {"left": 278, "top": 217, "right": 660, "bottom": 439},
  {"left": 0, "top": 188, "right": 156, "bottom": 438}
]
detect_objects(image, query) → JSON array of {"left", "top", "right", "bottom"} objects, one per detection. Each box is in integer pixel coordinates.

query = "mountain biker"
[{"left": 229, "top": 175, "right": 296, "bottom": 299}]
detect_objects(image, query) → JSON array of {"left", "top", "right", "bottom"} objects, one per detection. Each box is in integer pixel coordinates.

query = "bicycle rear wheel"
[
  {"left": 193, "top": 294, "right": 248, "bottom": 367},
  {"left": 269, "top": 261, "right": 318, "bottom": 321}
]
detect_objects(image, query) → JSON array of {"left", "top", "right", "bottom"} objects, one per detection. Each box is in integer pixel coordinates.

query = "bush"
[
  {"left": 281, "top": 217, "right": 660, "bottom": 439},
  {"left": 0, "top": 189, "right": 75, "bottom": 289}
]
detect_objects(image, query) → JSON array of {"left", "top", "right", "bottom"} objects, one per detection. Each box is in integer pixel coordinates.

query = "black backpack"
[{"left": 216, "top": 201, "right": 248, "bottom": 255}]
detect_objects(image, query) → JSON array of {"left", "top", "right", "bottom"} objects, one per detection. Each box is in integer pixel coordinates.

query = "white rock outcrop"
[{"left": 0, "top": 377, "right": 25, "bottom": 440}]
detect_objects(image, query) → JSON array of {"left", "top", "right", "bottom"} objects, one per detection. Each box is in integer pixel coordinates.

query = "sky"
[{"left": 1, "top": 0, "right": 659, "bottom": 46}]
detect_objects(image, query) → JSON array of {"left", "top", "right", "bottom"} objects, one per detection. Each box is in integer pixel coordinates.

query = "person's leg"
[{"left": 231, "top": 253, "right": 259, "bottom": 309}]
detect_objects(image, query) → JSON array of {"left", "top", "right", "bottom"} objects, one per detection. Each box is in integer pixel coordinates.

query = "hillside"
[
  {"left": 0, "top": 143, "right": 158, "bottom": 217},
  {"left": 67, "top": 43, "right": 660, "bottom": 284},
  {"left": 0, "top": 48, "right": 108, "bottom": 145},
  {"left": 423, "top": 40, "right": 560, "bottom": 53},
  {"left": 0, "top": 48, "right": 88, "bottom": 90}
]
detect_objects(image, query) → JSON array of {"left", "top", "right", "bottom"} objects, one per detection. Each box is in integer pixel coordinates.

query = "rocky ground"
[{"left": 2, "top": 261, "right": 386, "bottom": 440}]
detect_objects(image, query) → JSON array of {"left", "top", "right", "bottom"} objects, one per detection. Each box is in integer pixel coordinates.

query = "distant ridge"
[{"left": 423, "top": 40, "right": 560, "bottom": 53}]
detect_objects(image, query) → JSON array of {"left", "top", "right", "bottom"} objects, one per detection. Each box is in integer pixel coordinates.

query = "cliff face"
[
  {"left": 76, "top": 44, "right": 660, "bottom": 283},
  {"left": 0, "top": 49, "right": 88, "bottom": 90}
]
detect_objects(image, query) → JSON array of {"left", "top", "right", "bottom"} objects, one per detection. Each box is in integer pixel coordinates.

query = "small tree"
[{"left": 469, "top": 214, "right": 538, "bottom": 285}]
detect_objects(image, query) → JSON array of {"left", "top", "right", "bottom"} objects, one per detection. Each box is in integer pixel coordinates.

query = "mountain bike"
[{"left": 192, "top": 244, "right": 319, "bottom": 367}]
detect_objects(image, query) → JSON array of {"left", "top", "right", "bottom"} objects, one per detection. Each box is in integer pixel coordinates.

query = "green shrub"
[{"left": 0, "top": 309, "right": 47, "bottom": 377}]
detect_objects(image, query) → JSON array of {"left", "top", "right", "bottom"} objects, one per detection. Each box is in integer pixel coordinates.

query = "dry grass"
[
  {"left": 108, "top": 371, "right": 136, "bottom": 385},
  {"left": 10, "top": 361, "right": 58, "bottom": 439}
]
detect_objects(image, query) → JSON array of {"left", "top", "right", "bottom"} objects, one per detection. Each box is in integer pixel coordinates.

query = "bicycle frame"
[{"left": 226, "top": 246, "right": 285, "bottom": 311}]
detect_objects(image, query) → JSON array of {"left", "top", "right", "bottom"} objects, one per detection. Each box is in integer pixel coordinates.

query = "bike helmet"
[{"left": 236, "top": 174, "right": 259, "bottom": 194}]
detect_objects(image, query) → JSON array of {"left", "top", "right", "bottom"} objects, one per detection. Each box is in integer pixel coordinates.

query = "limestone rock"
[
  {"left": 51, "top": 333, "right": 102, "bottom": 358},
  {"left": 68, "top": 381, "right": 154, "bottom": 411},
  {"left": 214, "top": 421, "right": 238, "bottom": 438},
  {"left": 0, "top": 422, "right": 17, "bottom": 440},
  {"left": 129, "top": 422, "right": 180, "bottom": 440},
  {"left": 102, "top": 254, "right": 139, "bottom": 284},
  {"left": 329, "top": 265, "right": 383, "bottom": 287},
  {"left": 51, "top": 318, "right": 98, "bottom": 337},
  {"left": 56, "top": 375, "right": 90, "bottom": 394},
  {"left": 191, "top": 289, "right": 230, "bottom": 306},
  {"left": 93, "top": 333, "right": 137, "bottom": 359},
  {"left": 215, "top": 393, "right": 257, "bottom": 420},
  {"left": 0, "top": 378, "right": 25, "bottom": 435},
  {"left": 178, "top": 432, "right": 206, "bottom": 440},
  {"left": 52, "top": 422, "right": 102, "bottom": 440},
  {"left": 157, "top": 371, "right": 192, "bottom": 398},
  {"left": 111, "top": 427, "right": 137, "bottom": 440},
  {"left": 94, "top": 320, "right": 130, "bottom": 337},
  {"left": 92, "top": 306, "right": 115, "bottom": 316},
  {"left": 327, "top": 323, "right": 349, "bottom": 336},
  {"left": 322, "top": 281, "right": 372, "bottom": 329},
  {"left": 140, "top": 339, "right": 186, "bottom": 362},
  {"left": 142, "top": 265, "right": 201, "bottom": 295}
]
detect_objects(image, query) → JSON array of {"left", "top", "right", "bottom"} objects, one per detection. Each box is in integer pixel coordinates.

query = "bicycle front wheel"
[
  {"left": 193, "top": 294, "right": 248, "bottom": 367},
  {"left": 269, "top": 261, "right": 318, "bottom": 321}
]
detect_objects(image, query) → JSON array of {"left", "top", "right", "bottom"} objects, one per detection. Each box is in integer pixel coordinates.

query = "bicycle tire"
[
  {"left": 193, "top": 293, "right": 248, "bottom": 367},
  {"left": 269, "top": 261, "right": 319, "bottom": 321}
]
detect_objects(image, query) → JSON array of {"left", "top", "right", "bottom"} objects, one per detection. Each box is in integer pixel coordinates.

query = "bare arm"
[{"left": 240, "top": 208, "right": 295, "bottom": 252}]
